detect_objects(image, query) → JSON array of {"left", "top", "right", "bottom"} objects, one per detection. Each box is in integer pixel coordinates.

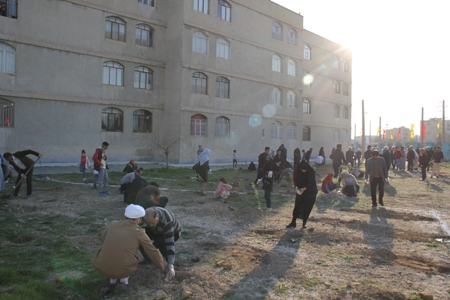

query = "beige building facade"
[{"left": 0, "top": 0, "right": 352, "bottom": 164}]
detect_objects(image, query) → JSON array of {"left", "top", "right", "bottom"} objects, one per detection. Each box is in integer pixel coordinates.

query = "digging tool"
[{"left": 8, "top": 155, "right": 42, "bottom": 198}]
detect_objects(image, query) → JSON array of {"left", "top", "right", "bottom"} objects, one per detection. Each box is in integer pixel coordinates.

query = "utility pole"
[
  {"left": 379, "top": 117, "right": 382, "bottom": 145},
  {"left": 362, "top": 100, "right": 365, "bottom": 151}
]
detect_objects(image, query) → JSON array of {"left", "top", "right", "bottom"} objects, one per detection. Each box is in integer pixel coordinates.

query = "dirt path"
[{"left": 3, "top": 168, "right": 450, "bottom": 300}]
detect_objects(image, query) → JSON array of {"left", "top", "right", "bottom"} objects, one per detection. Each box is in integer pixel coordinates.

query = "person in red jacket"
[{"left": 93, "top": 142, "right": 109, "bottom": 196}]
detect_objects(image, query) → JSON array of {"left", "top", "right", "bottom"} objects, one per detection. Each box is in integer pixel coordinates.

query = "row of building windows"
[
  {"left": 272, "top": 21, "right": 297, "bottom": 45},
  {"left": 1, "top": 43, "right": 350, "bottom": 109},
  {"left": 0, "top": 98, "right": 349, "bottom": 142},
  {"left": 303, "top": 45, "right": 349, "bottom": 73},
  {"left": 194, "top": 0, "right": 231, "bottom": 22},
  {"left": 192, "top": 31, "right": 231, "bottom": 59},
  {"left": 192, "top": 114, "right": 348, "bottom": 142},
  {"left": 105, "top": 16, "right": 154, "bottom": 47}
]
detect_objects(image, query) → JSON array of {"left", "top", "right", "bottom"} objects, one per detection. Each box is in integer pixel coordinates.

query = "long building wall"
[{"left": 0, "top": 0, "right": 352, "bottom": 164}]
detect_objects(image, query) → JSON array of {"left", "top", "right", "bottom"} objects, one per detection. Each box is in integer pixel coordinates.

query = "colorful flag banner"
[
  {"left": 410, "top": 124, "right": 415, "bottom": 139},
  {"left": 437, "top": 121, "right": 441, "bottom": 137},
  {"left": 397, "top": 127, "right": 402, "bottom": 139},
  {"left": 421, "top": 122, "right": 427, "bottom": 139},
  {"left": 382, "top": 130, "right": 386, "bottom": 140},
  {"left": 390, "top": 130, "right": 394, "bottom": 140}
]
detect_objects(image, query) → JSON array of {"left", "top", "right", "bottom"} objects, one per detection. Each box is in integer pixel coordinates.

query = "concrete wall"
[{"left": 0, "top": 0, "right": 352, "bottom": 165}]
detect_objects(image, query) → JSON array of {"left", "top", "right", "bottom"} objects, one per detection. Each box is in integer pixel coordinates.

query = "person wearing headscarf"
[
  {"left": 287, "top": 160, "right": 318, "bottom": 229},
  {"left": 338, "top": 172, "right": 359, "bottom": 197},
  {"left": 196, "top": 148, "right": 211, "bottom": 195},
  {"left": 91, "top": 204, "right": 165, "bottom": 294},
  {"left": 321, "top": 173, "right": 337, "bottom": 193}
]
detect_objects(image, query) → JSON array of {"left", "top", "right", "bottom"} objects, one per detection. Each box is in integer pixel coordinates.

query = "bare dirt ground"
[{"left": 4, "top": 165, "right": 450, "bottom": 300}]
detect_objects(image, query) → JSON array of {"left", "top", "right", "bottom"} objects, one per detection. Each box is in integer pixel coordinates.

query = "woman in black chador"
[{"left": 286, "top": 160, "right": 318, "bottom": 229}]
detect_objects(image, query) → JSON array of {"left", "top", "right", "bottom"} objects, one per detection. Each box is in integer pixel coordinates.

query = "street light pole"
[{"left": 362, "top": 100, "right": 365, "bottom": 151}]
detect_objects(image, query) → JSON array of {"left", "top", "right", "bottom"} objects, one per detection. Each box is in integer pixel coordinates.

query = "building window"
[
  {"left": 334, "top": 105, "right": 340, "bottom": 118},
  {"left": 135, "top": 24, "right": 153, "bottom": 47},
  {"left": 192, "top": 31, "right": 208, "bottom": 54},
  {"left": 343, "top": 83, "right": 349, "bottom": 96},
  {"left": 192, "top": 72, "right": 207, "bottom": 94},
  {"left": 272, "top": 87, "right": 281, "bottom": 106},
  {"left": 217, "top": 0, "right": 231, "bottom": 22},
  {"left": 272, "top": 21, "right": 283, "bottom": 40},
  {"left": 272, "top": 55, "right": 281, "bottom": 72},
  {"left": 0, "top": 42, "right": 15, "bottom": 74},
  {"left": 134, "top": 66, "right": 152, "bottom": 90},
  {"left": 304, "top": 45, "right": 311, "bottom": 60},
  {"left": 215, "top": 76, "right": 229, "bottom": 98},
  {"left": 271, "top": 121, "right": 282, "bottom": 139},
  {"left": 343, "top": 60, "right": 349, "bottom": 72},
  {"left": 303, "top": 99, "right": 311, "bottom": 114},
  {"left": 133, "top": 109, "right": 152, "bottom": 132},
  {"left": 303, "top": 71, "right": 313, "bottom": 87},
  {"left": 191, "top": 114, "right": 207, "bottom": 136},
  {"left": 343, "top": 106, "right": 349, "bottom": 119},
  {"left": 0, "top": 98, "right": 14, "bottom": 127},
  {"left": 194, "top": 0, "right": 208, "bottom": 14},
  {"left": 288, "top": 28, "right": 297, "bottom": 45},
  {"left": 215, "top": 116, "right": 230, "bottom": 137},
  {"left": 0, "top": 0, "right": 17, "bottom": 18},
  {"left": 103, "top": 61, "right": 124, "bottom": 86},
  {"left": 287, "top": 59, "right": 296, "bottom": 76},
  {"left": 137, "top": 0, "right": 154, "bottom": 6},
  {"left": 287, "top": 91, "right": 295, "bottom": 108},
  {"left": 303, "top": 126, "right": 311, "bottom": 141},
  {"left": 102, "top": 107, "right": 123, "bottom": 132},
  {"left": 287, "top": 122, "right": 297, "bottom": 139},
  {"left": 334, "top": 81, "right": 340, "bottom": 93},
  {"left": 216, "top": 38, "right": 230, "bottom": 59},
  {"left": 333, "top": 129, "right": 340, "bottom": 142},
  {"left": 334, "top": 57, "right": 340, "bottom": 69},
  {"left": 105, "top": 16, "right": 126, "bottom": 42}
]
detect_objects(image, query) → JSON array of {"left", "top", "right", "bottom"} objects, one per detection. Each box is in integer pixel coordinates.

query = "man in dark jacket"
[
  {"left": 345, "top": 146, "right": 354, "bottom": 167},
  {"left": 365, "top": 148, "right": 388, "bottom": 207},
  {"left": 406, "top": 146, "right": 416, "bottom": 171},
  {"left": 3, "top": 150, "right": 42, "bottom": 198},
  {"left": 331, "top": 144, "right": 347, "bottom": 178},
  {"left": 431, "top": 146, "right": 444, "bottom": 178},
  {"left": 255, "top": 147, "right": 271, "bottom": 185},
  {"left": 363, "top": 145, "right": 372, "bottom": 168}
]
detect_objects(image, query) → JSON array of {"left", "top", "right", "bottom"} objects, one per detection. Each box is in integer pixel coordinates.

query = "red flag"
[
  {"left": 422, "top": 122, "right": 427, "bottom": 139},
  {"left": 397, "top": 127, "right": 401, "bottom": 139},
  {"left": 382, "top": 130, "right": 386, "bottom": 140}
]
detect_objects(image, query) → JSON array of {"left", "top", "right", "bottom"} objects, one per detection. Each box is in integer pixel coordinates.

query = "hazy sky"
[{"left": 272, "top": 0, "right": 449, "bottom": 136}]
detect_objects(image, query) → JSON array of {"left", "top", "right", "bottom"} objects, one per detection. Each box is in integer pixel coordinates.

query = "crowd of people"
[{"left": 0, "top": 141, "right": 447, "bottom": 294}]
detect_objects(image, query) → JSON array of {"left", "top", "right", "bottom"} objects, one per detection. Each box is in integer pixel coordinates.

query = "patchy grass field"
[{"left": 0, "top": 163, "right": 450, "bottom": 300}]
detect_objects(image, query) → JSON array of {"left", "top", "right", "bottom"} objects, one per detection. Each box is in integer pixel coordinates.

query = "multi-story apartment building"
[{"left": 0, "top": 0, "right": 352, "bottom": 164}]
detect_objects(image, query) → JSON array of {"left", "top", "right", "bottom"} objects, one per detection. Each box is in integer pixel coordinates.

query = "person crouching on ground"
[
  {"left": 321, "top": 173, "right": 337, "bottom": 194},
  {"left": 143, "top": 207, "right": 181, "bottom": 282},
  {"left": 214, "top": 178, "right": 233, "bottom": 203},
  {"left": 91, "top": 204, "right": 165, "bottom": 294},
  {"left": 338, "top": 172, "right": 360, "bottom": 197},
  {"left": 287, "top": 160, "right": 318, "bottom": 229}
]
